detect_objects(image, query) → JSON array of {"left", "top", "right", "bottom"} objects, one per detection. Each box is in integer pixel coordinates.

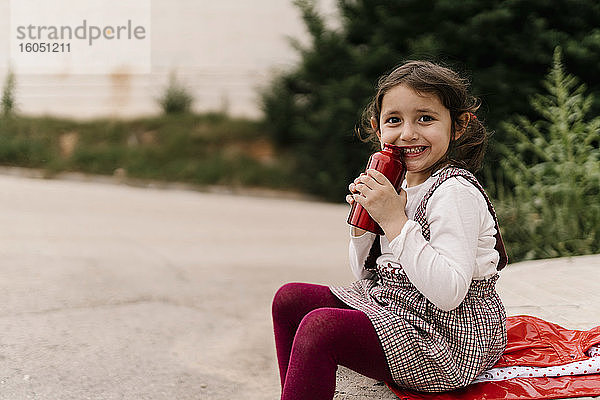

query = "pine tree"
[
  {"left": 497, "top": 48, "right": 600, "bottom": 261},
  {"left": 261, "top": 0, "right": 375, "bottom": 201}
]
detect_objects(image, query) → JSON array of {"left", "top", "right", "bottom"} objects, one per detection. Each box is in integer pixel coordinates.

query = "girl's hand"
[
  {"left": 352, "top": 169, "right": 408, "bottom": 241},
  {"left": 345, "top": 173, "right": 364, "bottom": 206},
  {"left": 347, "top": 174, "right": 367, "bottom": 237}
]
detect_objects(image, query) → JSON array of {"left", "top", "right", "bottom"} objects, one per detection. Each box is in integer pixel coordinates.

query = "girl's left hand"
[{"left": 353, "top": 169, "right": 408, "bottom": 240}]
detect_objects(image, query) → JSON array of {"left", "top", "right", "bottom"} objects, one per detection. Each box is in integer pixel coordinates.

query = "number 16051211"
[{"left": 18, "top": 42, "right": 71, "bottom": 53}]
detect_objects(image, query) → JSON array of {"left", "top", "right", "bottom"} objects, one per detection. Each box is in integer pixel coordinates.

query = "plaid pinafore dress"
[{"left": 330, "top": 167, "right": 508, "bottom": 392}]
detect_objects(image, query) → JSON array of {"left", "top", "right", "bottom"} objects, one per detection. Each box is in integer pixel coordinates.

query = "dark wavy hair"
[{"left": 359, "top": 61, "right": 489, "bottom": 173}]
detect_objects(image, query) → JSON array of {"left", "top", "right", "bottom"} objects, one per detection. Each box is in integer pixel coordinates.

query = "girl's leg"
[
  {"left": 272, "top": 282, "right": 349, "bottom": 388},
  {"left": 281, "top": 306, "right": 393, "bottom": 400}
]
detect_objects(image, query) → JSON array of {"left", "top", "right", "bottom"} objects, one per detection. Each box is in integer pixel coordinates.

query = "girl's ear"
[
  {"left": 370, "top": 117, "right": 381, "bottom": 139},
  {"left": 371, "top": 117, "right": 384, "bottom": 149},
  {"left": 454, "top": 112, "right": 470, "bottom": 139}
]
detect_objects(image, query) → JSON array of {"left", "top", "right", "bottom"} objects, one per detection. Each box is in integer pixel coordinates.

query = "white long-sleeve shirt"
[{"left": 349, "top": 174, "right": 500, "bottom": 311}]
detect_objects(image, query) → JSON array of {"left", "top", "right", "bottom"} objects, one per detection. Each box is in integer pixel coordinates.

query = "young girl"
[{"left": 271, "top": 61, "right": 508, "bottom": 400}]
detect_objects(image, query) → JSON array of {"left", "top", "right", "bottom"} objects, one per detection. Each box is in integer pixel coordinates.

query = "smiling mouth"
[{"left": 403, "top": 146, "right": 428, "bottom": 156}]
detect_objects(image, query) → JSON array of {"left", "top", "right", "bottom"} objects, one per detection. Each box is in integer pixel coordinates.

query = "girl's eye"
[
  {"left": 419, "top": 115, "right": 434, "bottom": 122},
  {"left": 386, "top": 117, "right": 401, "bottom": 124}
]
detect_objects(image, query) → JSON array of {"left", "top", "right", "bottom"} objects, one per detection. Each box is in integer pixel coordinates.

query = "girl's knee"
[
  {"left": 294, "top": 308, "right": 338, "bottom": 351},
  {"left": 272, "top": 282, "right": 304, "bottom": 318}
]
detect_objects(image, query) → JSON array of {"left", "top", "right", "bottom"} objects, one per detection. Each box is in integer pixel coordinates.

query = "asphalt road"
[{"left": 0, "top": 173, "right": 598, "bottom": 399}]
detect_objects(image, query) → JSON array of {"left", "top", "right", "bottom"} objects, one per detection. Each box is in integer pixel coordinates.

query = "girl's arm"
[
  {"left": 348, "top": 228, "right": 377, "bottom": 280},
  {"left": 388, "top": 178, "right": 493, "bottom": 311},
  {"left": 346, "top": 179, "right": 377, "bottom": 280}
]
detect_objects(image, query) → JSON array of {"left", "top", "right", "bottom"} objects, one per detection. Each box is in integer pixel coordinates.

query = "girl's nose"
[{"left": 400, "top": 122, "right": 418, "bottom": 141}]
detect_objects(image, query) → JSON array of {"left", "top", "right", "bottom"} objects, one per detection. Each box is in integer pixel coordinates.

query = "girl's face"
[{"left": 373, "top": 84, "right": 460, "bottom": 187}]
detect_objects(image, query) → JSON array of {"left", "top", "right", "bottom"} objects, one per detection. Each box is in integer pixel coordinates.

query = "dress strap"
[
  {"left": 414, "top": 166, "right": 508, "bottom": 270},
  {"left": 364, "top": 167, "right": 508, "bottom": 271}
]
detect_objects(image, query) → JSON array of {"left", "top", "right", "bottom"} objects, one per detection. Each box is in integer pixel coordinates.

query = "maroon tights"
[{"left": 271, "top": 282, "right": 393, "bottom": 400}]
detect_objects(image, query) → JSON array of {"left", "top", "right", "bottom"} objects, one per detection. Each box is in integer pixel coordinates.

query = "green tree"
[
  {"left": 262, "top": 0, "right": 600, "bottom": 200},
  {"left": 496, "top": 48, "right": 600, "bottom": 261}
]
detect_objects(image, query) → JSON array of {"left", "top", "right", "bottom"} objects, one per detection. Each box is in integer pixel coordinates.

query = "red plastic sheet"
[{"left": 387, "top": 316, "right": 600, "bottom": 400}]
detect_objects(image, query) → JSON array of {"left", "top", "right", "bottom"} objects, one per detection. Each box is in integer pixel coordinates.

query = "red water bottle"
[{"left": 347, "top": 143, "right": 406, "bottom": 235}]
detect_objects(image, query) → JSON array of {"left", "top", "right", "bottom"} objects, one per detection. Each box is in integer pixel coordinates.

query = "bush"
[
  {"left": 2, "top": 70, "right": 17, "bottom": 116},
  {"left": 496, "top": 48, "right": 600, "bottom": 262},
  {"left": 157, "top": 73, "right": 194, "bottom": 114}
]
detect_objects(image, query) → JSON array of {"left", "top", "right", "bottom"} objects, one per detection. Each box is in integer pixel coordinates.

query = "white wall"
[{"left": 0, "top": 0, "right": 337, "bottom": 119}]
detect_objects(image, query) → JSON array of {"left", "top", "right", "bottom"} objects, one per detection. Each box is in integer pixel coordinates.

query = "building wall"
[{"left": 0, "top": 0, "right": 336, "bottom": 119}]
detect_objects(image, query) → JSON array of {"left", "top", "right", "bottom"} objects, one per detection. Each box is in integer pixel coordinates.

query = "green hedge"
[{"left": 0, "top": 112, "right": 297, "bottom": 190}]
